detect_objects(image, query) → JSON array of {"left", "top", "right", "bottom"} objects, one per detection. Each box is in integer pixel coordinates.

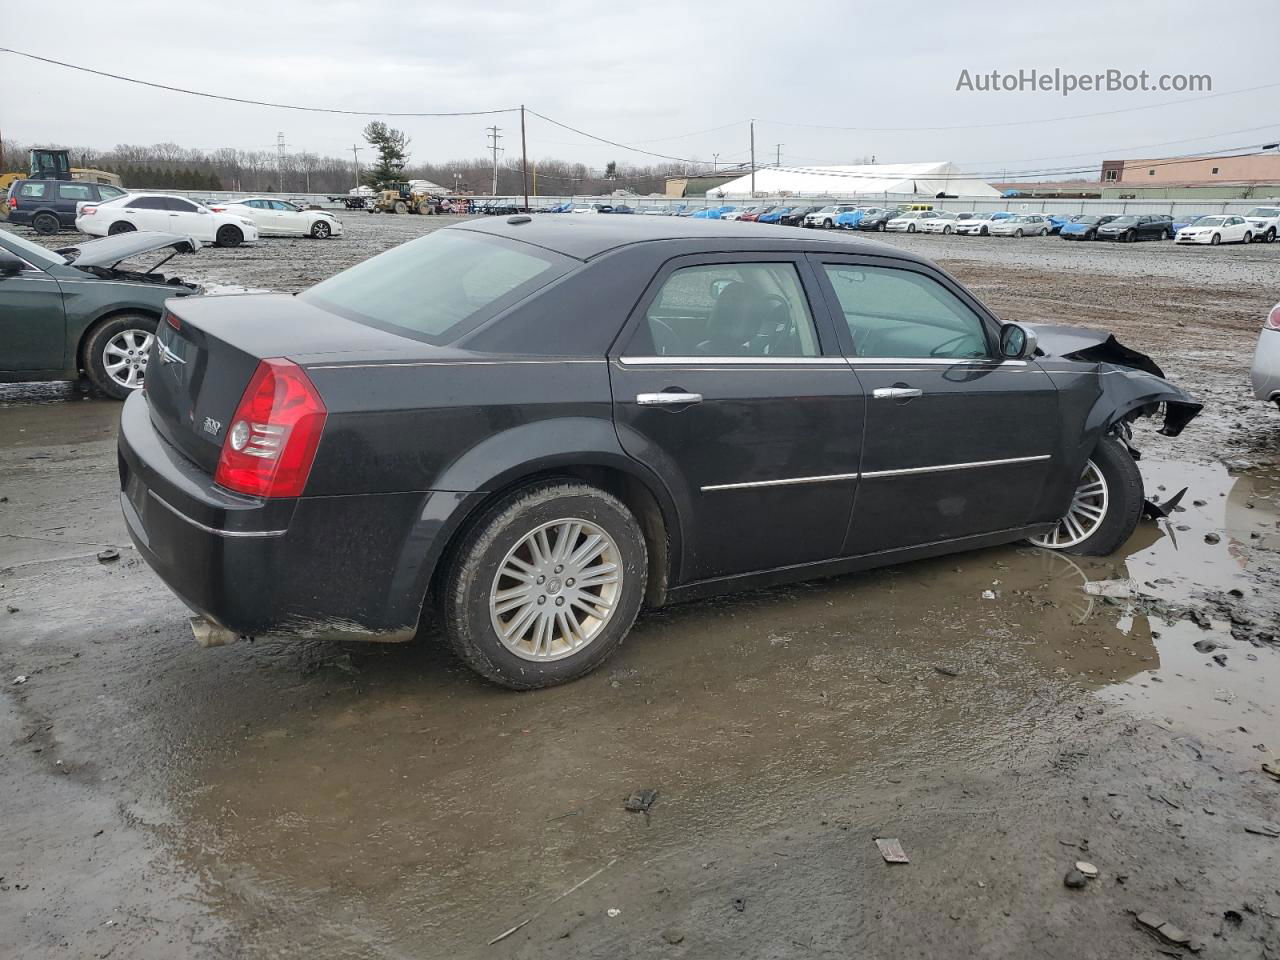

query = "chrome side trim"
[
  {"left": 618, "top": 355, "right": 845, "bottom": 366},
  {"left": 849, "top": 358, "right": 1027, "bottom": 367},
  {"left": 148, "top": 491, "right": 286, "bottom": 538},
  {"left": 701, "top": 471, "right": 861, "bottom": 492},
  {"left": 306, "top": 359, "right": 605, "bottom": 370},
  {"left": 862, "top": 454, "right": 1051, "bottom": 479}
]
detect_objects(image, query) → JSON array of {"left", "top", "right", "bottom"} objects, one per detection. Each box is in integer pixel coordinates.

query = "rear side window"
[
  {"left": 18, "top": 182, "right": 48, "bottom": 198},
  {"left": 301, "top": 229, "right": 571, "bottom": 344},
  {"left": 629, "top": 262, "right": 819, "bottom": 357},
  {"left": 58, "top": 183, "right": 94, "bottom": 201},
  {"left": 824, "top": 264, "right": 990, "bottom": 360}
]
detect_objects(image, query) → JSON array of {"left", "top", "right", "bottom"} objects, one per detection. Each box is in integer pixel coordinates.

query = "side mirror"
[
  {"left": 1000, "top": 322, "right": 1037, "bottom": 360},
  {"left": 0, "top": 256, "right": 23, "bottom": 278}
]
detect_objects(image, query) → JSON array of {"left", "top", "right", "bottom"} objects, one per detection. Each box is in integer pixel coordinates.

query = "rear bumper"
[{"left": 118, "top": 391, "right": 469, "bottom": 641}]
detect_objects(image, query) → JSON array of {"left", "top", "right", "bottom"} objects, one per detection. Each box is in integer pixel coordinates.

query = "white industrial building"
[{"left": 708, "top": 162, "right": 1001, "bottom": 199}]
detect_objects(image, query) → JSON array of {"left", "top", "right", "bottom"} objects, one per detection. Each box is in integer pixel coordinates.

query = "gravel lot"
[{"left": 2, "top": 214, "right": 1278, "bottom": 959}]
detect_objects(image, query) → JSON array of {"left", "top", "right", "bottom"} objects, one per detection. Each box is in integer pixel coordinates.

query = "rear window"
[{"left": 301, "top": 229, "right": 572, "bottom": 344}]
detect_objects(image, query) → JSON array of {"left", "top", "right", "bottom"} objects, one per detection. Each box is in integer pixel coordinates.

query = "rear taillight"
[
  {"left": 214, "top": 359, "right": 327, "bottom": 498},
  {"left": 8, "top": 196, "right": 16, "bottom": 209},
  {"left": 81, "top": 205, "right": 97, "bottom": 216},
  {"left": 1267, "top": 303, "right": 1280, "bottom": 332},
  {"left": 163, "top": 309, "right": 180, "bottom": 330}
]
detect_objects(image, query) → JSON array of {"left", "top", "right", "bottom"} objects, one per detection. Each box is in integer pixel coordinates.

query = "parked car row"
[{"left": 6, "top": 180, "right": 347, "bottom": 245}]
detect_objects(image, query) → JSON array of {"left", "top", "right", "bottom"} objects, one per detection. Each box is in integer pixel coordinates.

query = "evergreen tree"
[{"left": 362, "top": 121, "right": 410, "bottom": 188}]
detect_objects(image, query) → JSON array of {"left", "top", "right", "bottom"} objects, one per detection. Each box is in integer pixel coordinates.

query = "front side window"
[
  {"left": 823, "top": 264, "right": 990, "bottom": 360},
  {"left": 127, "top": 196, "right": 166, "bottom": 209},
  {"left": 166, "top": 198, "right": 199, "bottom": 212},
  {"left": 628, "top": 262, "right": 819, "bottom": 358},
  {"left": 58, "top": 183, "right": 94, "bottom": 201},
  {"left": 302, "top": 229, "right": 570, "bottom": 344}
]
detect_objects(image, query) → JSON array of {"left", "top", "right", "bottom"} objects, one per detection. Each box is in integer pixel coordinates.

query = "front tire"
[
  {"left": 1029, "top": 437, "right": 1142, "bottom": 556},
  {"left": 1125, "top": 230, "right": 1136, "bottom": 243},
  {"left": 393, "top": 200, "right": 408, "bottom": 214},
  {"left": 943, "top": 225, "right": 952, "bottom": 235},
  {"left": 1211, "top": 233, "right": 1221, "bottom": 245},
  {"left": 310, "top": 219, "right": 332, "bottom": 239},
  {"left": 215, "top": 225, "right": 243, "bottom": 247},
  {"left": 82, "top": 313, "right": 158, "bottom": 400},
  {"left": 1243, "top": 231, "right": 1253, "bottom": 244},
  {"left": 1014, "top": 228, "right": 1024, "bottom": 238},
  {"left": 442, "top": 481, "right": 648, "bottom": 690}
]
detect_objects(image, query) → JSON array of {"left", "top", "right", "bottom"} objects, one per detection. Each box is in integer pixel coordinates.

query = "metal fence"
[{"left": 119, "top": 188, "right": 1279, "bottom": 219}]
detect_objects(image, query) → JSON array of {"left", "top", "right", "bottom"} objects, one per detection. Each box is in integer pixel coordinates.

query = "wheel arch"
[
  {"left": 75, "top": 305, "right": 162, "bottom": 369},
  {"left": 391, "top": 427, "right": 685, "bottom": 634}
]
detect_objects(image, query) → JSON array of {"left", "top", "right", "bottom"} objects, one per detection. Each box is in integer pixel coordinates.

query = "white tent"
[{"left": 708, "top": 162, "right": 1000, "bottom": 199}]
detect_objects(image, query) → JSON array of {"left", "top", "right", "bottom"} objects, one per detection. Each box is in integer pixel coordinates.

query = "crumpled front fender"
[{"left": 1091, "top": 364, "right": 1203, "bottom": 438}]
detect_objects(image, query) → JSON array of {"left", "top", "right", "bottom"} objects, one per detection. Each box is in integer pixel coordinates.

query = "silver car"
[{"left": 1253, "top": 302, "right": 1280, "bottom": 409}]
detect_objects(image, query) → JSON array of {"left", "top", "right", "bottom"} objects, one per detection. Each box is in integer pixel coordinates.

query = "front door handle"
[
  {"left": 872, "top": 387, "right": 923, "bottom": 400},
  {"left": 637, "top": 392, "right": 702, "bottom": 406}
]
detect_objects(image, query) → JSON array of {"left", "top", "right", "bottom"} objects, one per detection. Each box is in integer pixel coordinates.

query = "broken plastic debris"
[
  {"left": 96, "top": 548, "right": 120, "bottom": 563},
  {"left": 607, "top": 908, "right": 621, "bottom": 918},
  {"left": 12, "top": 675, "right": 28, "bottom": 685},
  {"left": 875, "top": 838, "right": 909, "bottom": 863},
  {"left": 1074, "top": 861, "right": 1099, "bottom": 878},
  {"left": 624, "top": 788, "right": 659, "bottom": 813},
  {"left": 1083, "top": 579, "right": 1137, "bottom": 599},
  {"left": 1262, "top": 760, "right": 1280, "bottom": 783},
  {"left": 981, "top": 590, "right": 996, "bottom": 600}
]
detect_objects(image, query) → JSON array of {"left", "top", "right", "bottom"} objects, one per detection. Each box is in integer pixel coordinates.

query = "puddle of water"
[{"left": 165, "top": 456, "right": 1279, "bottom": 955}]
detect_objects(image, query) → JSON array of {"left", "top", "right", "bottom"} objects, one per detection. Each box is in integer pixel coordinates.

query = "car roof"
[{"left": 452, "top": 214, "right": 931, "bottom": 263}]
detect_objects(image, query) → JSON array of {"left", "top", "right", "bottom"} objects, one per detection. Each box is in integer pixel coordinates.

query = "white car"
[
  {"left": 76, "top": 193, "right": 259, "bottom": 247},
  {"left": 211, "top": 197, "right": 343, "bottom": 239},
  {"left": 988, "top": 214, "right": 1050, "bottom": 237},
  {"left": 955, "top": 212, "right": 1014, "bottom": 236},
  {"left": 1175, "top": 215, "right": 1253, "bottom": 245},
  {"left": 920, "top": 211, "right": 962, "bottom": 234},
  {"left": 1242, "top": 206, "right": 1280, "bottom": 243},
  {"left": 803, "top": 204, "right": 860, "bottom": 229},
  {"left": 885, "top": 210, "right": 936, "bottom": 233},
  {"left": 1252, "top": 302, "right": 1280, "bottom": 409}
]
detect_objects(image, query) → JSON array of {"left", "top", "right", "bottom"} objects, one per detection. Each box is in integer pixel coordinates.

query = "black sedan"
[
  {"left": 1095, "top": 214, "right": 1173, "bottom": 242},
  {"left": 779, "top": 205, "right": 823, "bottom": 226},
  {"left": 855, "top": 209, "right": 894, "bottom": 231},
  {"left": 119, "top": 216, "right": 1200, "bottom": 689}
]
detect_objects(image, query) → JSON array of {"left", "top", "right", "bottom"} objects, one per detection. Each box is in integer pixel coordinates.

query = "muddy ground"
[{"left": 2, "top": 215, "right": 1278, "bottom": 959}]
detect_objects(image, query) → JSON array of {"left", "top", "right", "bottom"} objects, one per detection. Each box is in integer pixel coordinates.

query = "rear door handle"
[
  {"left": 872, "top": 387, "right": 923, "bottom": 400},
  {"left": 637, "top": 392, "right": 702, "bottom": 406}
]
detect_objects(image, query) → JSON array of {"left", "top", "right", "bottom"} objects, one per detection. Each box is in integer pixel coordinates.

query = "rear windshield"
[{"left": 301, "top": 229, "right": 572, "bottom": 344}]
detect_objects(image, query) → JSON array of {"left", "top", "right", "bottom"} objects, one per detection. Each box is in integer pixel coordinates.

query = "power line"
[
  {"left": 756, "top": 80, "right": 1280, "bottom": 132},
  {"left": 524, "top": 109, "right": 714, "bottom": 164},
  {"left": 0, "top": 46, "right": 519, "bottom": 117}
]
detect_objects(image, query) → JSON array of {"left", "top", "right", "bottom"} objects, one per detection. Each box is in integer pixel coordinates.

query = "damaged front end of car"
[{"left": 1032, "top": 324, "right": 1203, "bottom": 439}]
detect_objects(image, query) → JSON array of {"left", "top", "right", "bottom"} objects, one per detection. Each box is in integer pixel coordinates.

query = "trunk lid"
[{"left": 146, "top": 293, "right": 423, "bottom": 473}]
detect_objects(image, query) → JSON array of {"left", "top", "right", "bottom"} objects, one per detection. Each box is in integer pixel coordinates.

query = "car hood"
[{"left": 54, "top": 232, "right": 200, "bottom": 268}]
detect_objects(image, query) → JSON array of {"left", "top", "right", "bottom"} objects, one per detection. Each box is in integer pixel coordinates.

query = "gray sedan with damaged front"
[{"left": 118, "top": 215, "right": 1201, "bottom": 690}]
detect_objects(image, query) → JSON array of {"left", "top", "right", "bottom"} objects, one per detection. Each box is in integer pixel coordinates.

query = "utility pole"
[
  {"left": 350, "top": 144, "right": 362, "bottom": 191},
  {"left": 775, "top": 143, "right": 783, "bottom": 167},
  {"left": 276, "top": 131, "right": 287, "bottom": 192},
  {"left": 486, "top": 125, "right": 503, "bottom": 197},
  {"left": 712, "top": 152, "right": 719, "bottom": 172},
  {"left": 749, "top": 120, "right": 756, "bottom": 196},
  {"left": 520, "top": 105, "right": 529, "bottom": 212}
]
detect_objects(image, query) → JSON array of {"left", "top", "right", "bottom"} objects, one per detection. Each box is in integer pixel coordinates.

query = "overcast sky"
[{"left": 4, "top": 0, "right": 1278, "bottom": 178}]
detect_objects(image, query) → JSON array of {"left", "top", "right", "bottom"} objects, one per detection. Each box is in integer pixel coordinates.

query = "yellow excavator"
[{"left": 372, "top": 182, "right": 438, "bottom": 215}]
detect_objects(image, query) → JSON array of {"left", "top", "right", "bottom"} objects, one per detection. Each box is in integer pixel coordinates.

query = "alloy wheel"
[
  {"left": 1030, "top": 459, "right": 1108, "bottom": 549},
  {"left": 489, "top": 518, "right": 622, "bottom": 661},
  {"left": 102, "top": 329, "right": 154, "bottom": 391}
]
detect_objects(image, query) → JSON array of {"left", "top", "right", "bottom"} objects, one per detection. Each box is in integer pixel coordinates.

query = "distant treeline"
[{"left": 2, "top": 139, "right": 720, "bottom": 195}]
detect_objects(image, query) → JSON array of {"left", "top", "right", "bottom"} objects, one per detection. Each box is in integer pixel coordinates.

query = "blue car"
[
  {"left": 1058, "top": 215, "right": 1117, "bottom": 240},
  {"left": 1045, "top": 214, "right": 1072, "bottom": 235},
  {"left": 834, "top": 209, "right": 865, "bottom": 230},
  {"left": 1172, "top": 213, "right": 1208, "bottom": 233},
  {"left": 691, "top": 205, "right": 732, "bottom": 219},
  {"left": 757, "top": 205, "right": 794, "bottom": 224}
]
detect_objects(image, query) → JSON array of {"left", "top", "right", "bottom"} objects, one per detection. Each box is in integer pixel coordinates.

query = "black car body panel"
[{"left": 119, "top": 217, "right": 1201, "bottom": 641}]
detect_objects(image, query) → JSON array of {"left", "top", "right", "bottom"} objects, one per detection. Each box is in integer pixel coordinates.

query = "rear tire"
[
  {"left": 442, "top": 481, "right": 648, "bottom": 690},
  {"left": 107, "top": 221, "right": 136, "bottom": 236},
  {"left": 32, "top": 212, "right": 60, "bottom": 235},
  {"left": 1029, "top": 437, "right": 1142, "bottom": 556},
  {"left": 215, "top": 225, "right": 243, "bottom": 247},
  {"left": 82, "top": 313, "right": 158, "bottom": 400}
]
